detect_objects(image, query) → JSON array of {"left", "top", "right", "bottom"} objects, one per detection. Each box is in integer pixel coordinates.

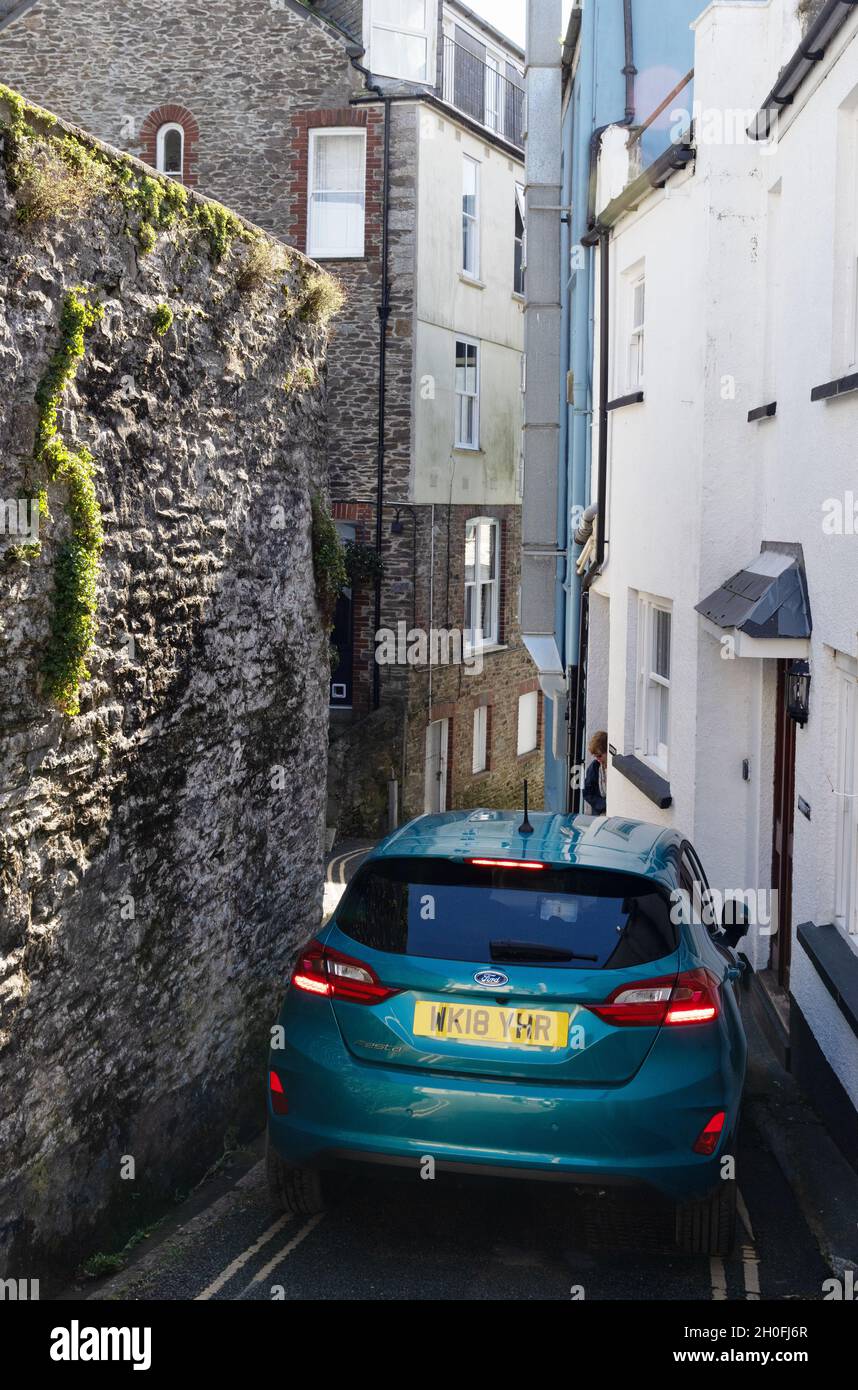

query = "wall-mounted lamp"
[{"left": 786, "top": 660, "right": 811, "bottom": 727}]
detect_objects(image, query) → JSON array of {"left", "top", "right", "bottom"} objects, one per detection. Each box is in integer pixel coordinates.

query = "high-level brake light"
[{"left": 467, "top": 858, "right": 546, "bottom": 870}]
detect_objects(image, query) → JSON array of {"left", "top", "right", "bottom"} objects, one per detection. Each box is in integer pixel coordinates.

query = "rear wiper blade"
[{"left": 490, "top": 939, "right": 599, "bottom": 963}]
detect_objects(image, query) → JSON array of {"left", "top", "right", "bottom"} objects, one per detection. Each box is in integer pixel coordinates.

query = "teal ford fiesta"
[{"left": 266, "top": 812, "right": 748, "bottom": 1256}]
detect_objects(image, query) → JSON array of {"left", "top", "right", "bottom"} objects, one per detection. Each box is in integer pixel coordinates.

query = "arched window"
[{"left": 156, "top": 123, "right": 184, "bottom": 180}]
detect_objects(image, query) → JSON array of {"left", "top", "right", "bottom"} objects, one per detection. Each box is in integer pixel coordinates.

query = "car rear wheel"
[
  {"left": 266, "top": 1136, "right": 325, "bottom": 1216},
  {"left": 675, "top": 1177, "right": 737, "bottom": 1257}
]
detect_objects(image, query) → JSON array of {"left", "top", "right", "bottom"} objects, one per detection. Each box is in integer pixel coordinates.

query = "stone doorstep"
[
  {"left": 744, "top": 964, "right": 791, "bottom": 1071},
  {"left": 743, "top": 1002, "right": 858, "bottom": 1279}
]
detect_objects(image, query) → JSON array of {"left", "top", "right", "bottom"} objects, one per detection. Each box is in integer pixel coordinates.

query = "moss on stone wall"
[{"left": 34, "top": 290, "right": 105, "bottom": 715}]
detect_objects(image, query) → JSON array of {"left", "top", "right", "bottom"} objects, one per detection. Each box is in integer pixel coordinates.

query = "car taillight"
[
  {"left": 587, "top": 969, "right": 720, "bottom": 1027},
  {"left": 664, "top": 970, "right": 721, "bottom": 1026},
  {"left": 291, "top": 939, "right": 399, "bottom": 1005},
  {"left": 693, "top": 1110, "right": 726, "bottom": 1155},
  {"left": 269, "top": 1070, "right": 289, "bottom": 1116}
]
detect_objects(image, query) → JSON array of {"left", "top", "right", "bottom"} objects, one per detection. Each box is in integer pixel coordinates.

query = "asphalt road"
[
  {"left": 78, "top": 1102, "right": 828, "bottom": 1302},
  {"left": 74, "top": 843, "right": 831, "bottom": 1303}
]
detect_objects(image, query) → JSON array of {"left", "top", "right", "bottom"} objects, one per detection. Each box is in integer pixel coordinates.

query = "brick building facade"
[{"left": 0, "top": 0, "right": 542, "bottom": 831}]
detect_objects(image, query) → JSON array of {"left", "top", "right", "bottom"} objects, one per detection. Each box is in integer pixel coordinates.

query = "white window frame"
[
  {"left": 462, "top": 154, "right": 481, "bottom": 280},
  {"left": 472, "top": 704, "right": 488, "bottom": 774},
  {"left": 455, "top": 336, "right": 480, "bottom": 449},
  {"left": 307, "top": 127, "right": 367, "bottom": 260},
  {"left": 627, "top": 272, "right": 645, "bottom": 390},
  {"left": 464, "top": 515, "right": 499, "bottom": 652},
  {"left": 850, "top": 109, "right": 858, "bottom": 369},
  {"left": 835, "top": 662, "right": 858, "bottom": 939},
  {"left": 366, "top": 0, "right": 437, "bottom": 84},
  {"left": 517, "top": 690, "right": 539, "bottom": 757},
  {"left": 634, "top": 595, "right": 671, "bottom": 774},
  {"left": 514, "top": 182, "right": 525, "bottom": 297},
  {"left": 485, "top": 52, "right": 502, "bottom": 134},
  {"left": 156, "top": 122, "right": 184, "bottom": 181}
]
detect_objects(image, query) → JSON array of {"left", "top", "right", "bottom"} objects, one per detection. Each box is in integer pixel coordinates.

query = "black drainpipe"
[
  {"left": 623, "top": 0, "right": 636, "bottom": 123},
  {"left": 373, "top": 98, "right": 393, "bottom": 711},
  {"left": 571, "top": 226, "right": 610, "bottom": 810}
]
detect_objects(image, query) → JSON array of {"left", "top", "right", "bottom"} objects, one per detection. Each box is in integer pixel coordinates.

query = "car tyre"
[
  {"left": 266, "top": 1135, "right": 325, "bottom": 1216},
  {"left": 675, "top": 1177, "right": 737, "bottom": 1257}
]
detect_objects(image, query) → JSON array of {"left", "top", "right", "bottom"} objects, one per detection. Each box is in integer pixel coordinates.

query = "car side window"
[{"left": 680, "top": 843, "right": 718, "bottom": 935}]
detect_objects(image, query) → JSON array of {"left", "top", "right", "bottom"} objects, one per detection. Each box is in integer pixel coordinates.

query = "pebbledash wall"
[{"left": 0, "top": 94, "right": 333, "bottom": 1280}]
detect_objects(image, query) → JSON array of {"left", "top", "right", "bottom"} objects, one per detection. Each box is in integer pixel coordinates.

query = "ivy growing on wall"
[
  {"left": 34, "top": 290, "right": 105, "bottom": 715},
  {"left": 311, "top": 494, "right": 347, "bottom": 623},
  {"left": 344, "top": 540, "right": 384, "bottom": 588}
]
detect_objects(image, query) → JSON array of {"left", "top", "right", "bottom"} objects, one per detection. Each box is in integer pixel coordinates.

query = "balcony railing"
[{"left": 441, "top": 36, "right": 524, "bottom": 150}]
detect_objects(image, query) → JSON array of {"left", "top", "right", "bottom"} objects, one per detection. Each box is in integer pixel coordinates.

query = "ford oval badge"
[{"left": 474, "top": 969, "right": 509, "bottom": 988}]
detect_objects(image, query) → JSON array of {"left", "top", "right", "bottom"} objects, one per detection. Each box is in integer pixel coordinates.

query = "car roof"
[{"left": 369, "top": 812, "right": 683, "bottom": 890}]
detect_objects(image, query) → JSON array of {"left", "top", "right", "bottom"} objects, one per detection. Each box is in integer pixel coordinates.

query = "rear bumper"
[{"left": 268, "top": 1005, "right": 744, "bottom": 1202}]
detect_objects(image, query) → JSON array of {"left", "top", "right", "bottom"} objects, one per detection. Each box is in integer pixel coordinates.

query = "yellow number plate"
[{"left": 413, "top": 1000, "right": 569, "bottom": 1049}]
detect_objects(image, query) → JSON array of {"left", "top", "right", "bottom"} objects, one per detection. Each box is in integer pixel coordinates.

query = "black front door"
[
  {"left": 330, "top": 587, "right": 353, "bottom": 709},
  {"left": 771, "top": 660, "right": 796, "bottom": 989}
]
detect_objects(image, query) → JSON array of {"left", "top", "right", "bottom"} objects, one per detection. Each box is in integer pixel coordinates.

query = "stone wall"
[{"left": 0, "top": 94, "right": 333, "bottom": 1282}]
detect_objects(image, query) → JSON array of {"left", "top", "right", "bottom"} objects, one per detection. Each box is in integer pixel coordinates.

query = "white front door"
[{"left": 424, "top": 719, "right": 449, "bottom": 814}]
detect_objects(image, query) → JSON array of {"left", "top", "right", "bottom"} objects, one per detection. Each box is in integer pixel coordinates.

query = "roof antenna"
[{"left": 518, "top": 780, "right": 534, "bottom": 837}]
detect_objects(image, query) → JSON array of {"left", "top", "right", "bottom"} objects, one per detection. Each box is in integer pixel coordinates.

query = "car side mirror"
[{"left": 721, "top": 898, "right": 750, "bottom": 950}]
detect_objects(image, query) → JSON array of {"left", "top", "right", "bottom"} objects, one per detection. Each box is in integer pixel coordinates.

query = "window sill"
[
  {"left": 471, "top": 768, "right": 491, "bottom": 782},
  {"left": 453, "top": 445, "right": 483, "bottom": 455},
  {"left": 612, "top": 753, "right": 672, "bottom": 809},
  {"left": 797, "top": 922, "right": 858, "bottom": 1041},
  {"left": 811, "top": 371, "right": 858, "bottom": 403},
  {"left": 517, "top": 748, "right": 540, "bottom": 762},
  {"left": 512, "top": 292, "right": 525, "bottom": 304},
  {"left": 460, "top": 273, "right": 485, "bottom": 289},
  {"left": 465, "top": 642, "right": 508, "bottom": 660},
  {"left": 748, "top": 401, "right": 777, "bottom": 422},
  {"left": 606, "top": 391, "right": 645, "bottom": 411}
]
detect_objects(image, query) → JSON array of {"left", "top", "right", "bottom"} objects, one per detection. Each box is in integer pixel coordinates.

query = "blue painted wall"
[{"left": 543, "top": 0, "right": 702, "bottom": 812}]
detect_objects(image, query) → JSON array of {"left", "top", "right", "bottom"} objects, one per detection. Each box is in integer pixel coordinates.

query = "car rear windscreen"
[{"left": 334, "top": 858, "right": 678, "bottom": 970}]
